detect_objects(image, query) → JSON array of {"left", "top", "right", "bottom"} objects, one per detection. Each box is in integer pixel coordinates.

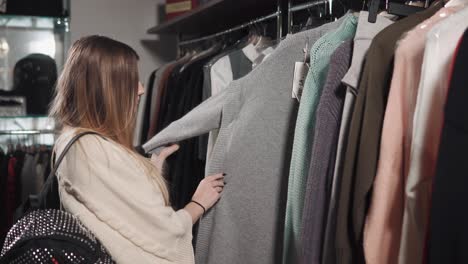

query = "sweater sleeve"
[
  {"left": 56, "top": 134, "right": 194, "bottom": 263},
  {"left": 142, "top": 85, "right": 228, "bottom": 154}
]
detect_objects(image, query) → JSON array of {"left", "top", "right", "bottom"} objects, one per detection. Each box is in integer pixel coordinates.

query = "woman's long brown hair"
[
  {"left": 50, "top": 35, "right": 138, "bottom": 148},
  {"left": 50, "top": 35, "right": 169, "bottom": 204}
]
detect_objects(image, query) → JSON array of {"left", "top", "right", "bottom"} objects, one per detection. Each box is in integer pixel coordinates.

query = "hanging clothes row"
[
  {"left": 137, "top": 0, "right": 468, "bottom": 263},
  {"left": 0, "top": 142, "right": 52, "bottom": 247},
  {"left": 136, "top": 24, "right": 280, "bottom": 212}
]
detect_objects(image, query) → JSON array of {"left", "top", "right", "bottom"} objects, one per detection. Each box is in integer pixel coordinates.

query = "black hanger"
[{"left": 368, "top": 0, "right": 426, "bottom": 22}]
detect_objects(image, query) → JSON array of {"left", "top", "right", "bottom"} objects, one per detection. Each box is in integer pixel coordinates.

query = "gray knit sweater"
[{"left": 143, "top": 18, "right": 343, "bottom": 264}]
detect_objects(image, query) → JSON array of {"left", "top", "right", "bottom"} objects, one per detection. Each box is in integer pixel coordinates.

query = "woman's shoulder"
[
  {"left": 55, "top": 127, "right": 148, "bottom": 175},
  {"left": 55, "top": 127, "right": 125, "bottom": 159}
]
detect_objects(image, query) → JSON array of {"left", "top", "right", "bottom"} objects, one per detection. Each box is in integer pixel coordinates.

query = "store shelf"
[
  {"left": 0, "top": 115, "right": 50, "bottom": 119},
  {"left": 147, "top": 0, "right": 281, "bottom": 37}
]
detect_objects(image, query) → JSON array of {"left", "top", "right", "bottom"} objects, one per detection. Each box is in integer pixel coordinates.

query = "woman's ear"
[{"left": 138, "top": 82, "right": 145, "bottom": 96}]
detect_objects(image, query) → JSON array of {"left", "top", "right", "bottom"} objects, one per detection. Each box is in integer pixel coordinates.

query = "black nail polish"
[{"left": 222, "top": 173, "right": 227, "bottom": 176}]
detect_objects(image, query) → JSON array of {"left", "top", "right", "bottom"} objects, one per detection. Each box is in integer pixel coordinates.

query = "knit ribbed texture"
[
  {"left": 282, "top": 14, "right": 357, "bottom": 264},
  {"left": 143, "top": 19, "right": 344, "bottom": 264},
  {"left": 300, "top": 40, "right": 352, "bottom": 264},
  {"left": 322, "top": 13, "right": 394, "bottom": 264},
  {"left": 57, "top": 129, "right": 195, "bottom": 264}
]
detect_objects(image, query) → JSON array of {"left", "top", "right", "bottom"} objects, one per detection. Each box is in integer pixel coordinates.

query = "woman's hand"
[
  {"left": 150, "top": 144, "right": 180, "bottom": 174},
  {"left": 192, "top": 173, "right": 225, "bottom": 209},
  {"left": 185, "top": 173, "right": 225, "bottom": 224}
]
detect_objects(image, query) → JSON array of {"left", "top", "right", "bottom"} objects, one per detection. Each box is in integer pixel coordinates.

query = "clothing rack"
[
  {"left": 178, "top": 11, "right": 281, "bottom": 46},
  {"left": 288, "top": 0, "right": 330, "bottom": 33},
  {"left": 289, "top": 0, "right": 329, "bottom": 13},
  {"left": 176, "top": 0, "right": 337, "bottom": 49}
]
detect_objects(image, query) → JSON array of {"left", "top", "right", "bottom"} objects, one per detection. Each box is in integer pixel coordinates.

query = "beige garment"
[
  {"left": 55, "top": 128, "right": 194, "bottom": 264},
  {"left": 363, "top": 7, "right": 461, "bottom": 264}
]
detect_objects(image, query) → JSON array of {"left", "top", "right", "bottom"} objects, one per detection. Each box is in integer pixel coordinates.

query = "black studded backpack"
[{"left": 0, "top": 132, "right": 115, "bottom": 264}]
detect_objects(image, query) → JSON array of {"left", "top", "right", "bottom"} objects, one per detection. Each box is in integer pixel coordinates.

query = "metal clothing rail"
[
  {"left": 0, "top": 129, "right": 57, "bottom": 135},
  {"left": 288, "top": 0, "right": 330, "bottom": 33},
  {"left": 289, "top": 0, "right": 329, "bottom": 12},
  {"left": 178, "top": 11, "right": 281, "bottom": 46}
]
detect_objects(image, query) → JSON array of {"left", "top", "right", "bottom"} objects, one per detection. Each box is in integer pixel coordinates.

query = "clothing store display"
[
  {"left": 162, "top": 50, "right": 217, "bottom": 211},
  {"left": 335, "top": 3, "right": 442, "bottom": 263},
  {"left": 5, "top": 157, "right": 17, "bottom": 234},
  {"left": 201, "top": 40, "right": 275, "bottom": 162},
  {"left": 147, "top": 64, "right": 173, "bottom": 140},
  {"left": 300, "top": 39, "right": 352, "bottom": 264},
  {"left": 20, "top": 153, "right": 36, "bottom": 203},
  {"left": 364, "top": 7, "right": 461, "bottom": 264},
  {"left": 0, "top": 0, "right": 467, "bottom": 261},
  {"left": 144, "top": 18, "right": 345, "bottom": 264},
  {"left": 149, "top": 56, "right": 191, "bottom": 139},
  {"left": 146, "top": 58, "right": 189, "bottom": 142},
  {"left": 131, "top": 3, "right": 468, "bottom": 263},
  {"left": 321, "top": 12, "right": 395, "bottom": 264},
  {"left": 35, "top": 152, "right": 48, "bottom": 191},
  {"left": 399, "top": 6, "right": 468, "bottom": 264},
  {"left": 55, "top": 128, "right": 194, "bottom": 264},
  {"left": 0, "top": 152, "right": 7, "bottom": 246},
  {"left": 428, "top": 28, "right": 468, "bottom": 264},
  {"left": 0, "top": 146, "right": 52, "bottom": 243},
  {"left": 1, "top": 132, "right": 115, "bottom": 263},
  {"left": 283, "top": 13, "right": 357, "bottom": 264}
]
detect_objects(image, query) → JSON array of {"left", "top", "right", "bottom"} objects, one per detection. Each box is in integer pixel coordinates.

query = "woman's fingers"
[
  {"left": 212, "top": 180, "right": 225, "bottom": 188},
  {"left": 158, "top": 144, "right": 180, "bottom": 159},
  {"left": 206, "top": 173, "right": 225, "bottom": 182}
]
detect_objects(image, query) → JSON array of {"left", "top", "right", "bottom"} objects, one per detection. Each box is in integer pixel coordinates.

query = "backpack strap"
[
  {"left": 50, "top": 131, "right": 101, "bottom": 177},
  {"left": 14, "top": 131, "right": 103, "bottom": 221}
]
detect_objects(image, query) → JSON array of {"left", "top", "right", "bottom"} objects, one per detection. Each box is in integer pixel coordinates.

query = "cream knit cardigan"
[{"left": 55, "top": 128, "right": 194, "bottom": 264}]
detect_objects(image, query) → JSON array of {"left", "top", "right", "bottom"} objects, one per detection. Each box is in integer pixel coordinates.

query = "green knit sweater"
[{"left": 282, "top": 13, "right": 358, "bottom": 264}]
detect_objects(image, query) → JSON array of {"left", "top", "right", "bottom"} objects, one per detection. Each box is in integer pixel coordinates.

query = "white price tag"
[{"left": 292, "top": 61, "right": 309, "bottom": 102}]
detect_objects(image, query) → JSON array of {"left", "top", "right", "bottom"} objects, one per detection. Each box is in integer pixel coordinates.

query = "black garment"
[
  {"left": 161, "top": 51, "right": 218, "bottom": 210},
  {"left": 140, "top": 70, "right": 157, "bottom": 143},
  {"left": 13, "top": 150, "right": 25, "bottom": 216},
  {"left": 428, "top": 29, "right": 468, "bottom": 264},
  {"left": 228, "top": 48, "right": 253, "bottom": 79},
  {"left": 152, "top": 51, "right": 219, "bottom": 247}
]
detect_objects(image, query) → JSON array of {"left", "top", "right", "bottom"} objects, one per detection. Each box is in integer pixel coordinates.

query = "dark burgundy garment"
[
  {"left": 6, "top": 157, "right": 18, "bottom": 230},
  {"left": 146, "top": 62, "right": 179, "bottom": 140},
  {"left": 427, "top": 29, "right": 468, "bottom": 264},
  {"left": 0, "top": 152, "right": 7, "bottom": 245}
]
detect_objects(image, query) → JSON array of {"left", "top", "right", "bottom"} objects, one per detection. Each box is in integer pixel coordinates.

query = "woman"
[{"left": 49, "top": 35, "right": 224, "bottom": 263}]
